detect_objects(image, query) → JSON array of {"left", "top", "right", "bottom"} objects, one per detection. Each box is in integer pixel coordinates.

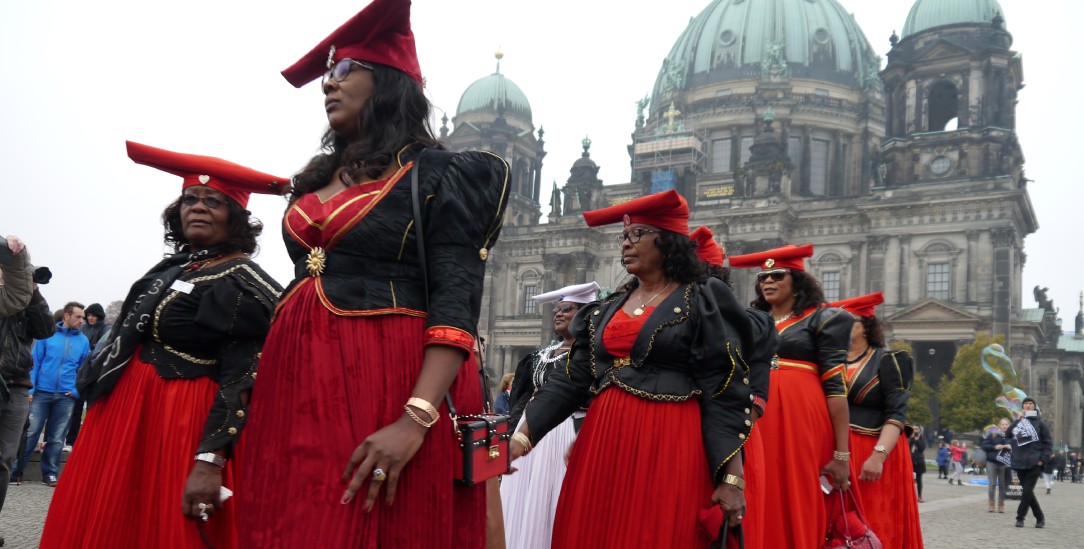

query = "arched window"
[
  {"left": 928, "top": 82, "right": 959, "bottom": 132},
  {"left": 518, "top": 270, "right": 541, "bottom": 315}
]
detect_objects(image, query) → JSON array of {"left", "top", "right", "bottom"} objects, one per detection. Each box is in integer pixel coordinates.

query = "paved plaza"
[{"left": 2, "top": 470, "right": 1082, "bottom": 547}]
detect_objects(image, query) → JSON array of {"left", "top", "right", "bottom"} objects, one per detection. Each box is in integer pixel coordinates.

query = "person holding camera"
[
  {"left": 1009, "top": 397, "right": 1053, "bottom": 528},
  {"left": 0, "top": 246, "right": 54, "bottom": 546},
  {"left": 0, "top": 235, "right": 34, "bottom": 317}
]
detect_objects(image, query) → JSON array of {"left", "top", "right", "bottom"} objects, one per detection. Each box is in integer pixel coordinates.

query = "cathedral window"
[
  {"left": 1039, "top": 377, "right": 1050, "bottom": 395},
  {"left": 522, "top": 284, "right": 538, "bottom": 314},
  {"left": 822, "top": 271, "right": 841, "bottom": 302},
  {"left": 928, "top": 81, "right": 959, "bottom": 131},
  {"left": 926, "top": 262, "right": 950, "bottom": 300},
  {"left": 712, "top": 138, "right": 732, "bottom": 173},
  {"left": 740, "top": 136, "right": 754, "bottom": 165},
  {"left": 810, "top": 138, "right": 830, "bottom": 196},
  {"left": 788, "top": 137, "right": 802, "bottom": 179}
]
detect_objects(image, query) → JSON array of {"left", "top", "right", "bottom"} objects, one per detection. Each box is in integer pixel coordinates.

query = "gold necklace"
[
  {"left": 773, "top": 312, "right": 795, "bottom": 325},
  {"left": 633, "top": 282, "right": 672, "bottom": 317}
]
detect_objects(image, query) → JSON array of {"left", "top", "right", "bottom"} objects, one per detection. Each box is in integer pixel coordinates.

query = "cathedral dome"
[
  {"left": 902, "top": 0, "right": 1005, "bottom": 38},
  {"left": 653, "top": 0, "right": 882, "bottom": 97},
  {"left": 456, "top": 53, "right": 532, "bottom": 123}
]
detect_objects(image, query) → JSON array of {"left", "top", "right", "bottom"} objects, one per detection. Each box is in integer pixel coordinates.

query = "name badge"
[{"left": 170, "top": 279, "right": 195, "bottom": 294}]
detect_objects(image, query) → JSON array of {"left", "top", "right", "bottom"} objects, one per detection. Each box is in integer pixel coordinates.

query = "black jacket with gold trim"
[
  {"left": 846, "top": 348, "right": 912, "bottom": 435},
  {"left": 525, "top": 278, "right": 756, "bottom": 484},
  {"left": 136, "top": 258, "right": 282, "bottom": 454},
  {"left": 774, "top": 307, "right": 854, "bottom": 398},
  {"left": 279, "top": 146, "right": 509, "bottom": 352}
]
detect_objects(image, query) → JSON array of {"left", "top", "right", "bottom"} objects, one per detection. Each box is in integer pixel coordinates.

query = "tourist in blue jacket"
[
  {"left": 936, "top": 442, "right": 951, "bottom": 479},
  {"left": 13, "top": 302, "right": 89, "bottom": 486}
]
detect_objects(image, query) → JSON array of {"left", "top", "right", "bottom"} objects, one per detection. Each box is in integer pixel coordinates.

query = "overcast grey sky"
[{"left": 1, "top": 0, "right": 1080, "bottom": 326}]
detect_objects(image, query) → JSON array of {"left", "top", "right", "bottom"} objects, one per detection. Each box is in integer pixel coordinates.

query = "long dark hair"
[
  {"left": 860, "top": 315, "right": 885, "bottom": 348},
  {"left": 290, "top": 64, "right": 441, "bottom": 202},
  {"left": 161, "top": 197, "right": 262, "bottom": 255},
  {"left": 619, "top": 230, "right": 707, "bottom": 293},
  {"left": 750, "top": 269, "right": 826, "bottom": 314}
]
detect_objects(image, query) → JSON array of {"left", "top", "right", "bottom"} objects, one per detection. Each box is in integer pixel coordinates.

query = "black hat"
[{"left": 85, "top": 303, "right": 106, "bottom": 320}]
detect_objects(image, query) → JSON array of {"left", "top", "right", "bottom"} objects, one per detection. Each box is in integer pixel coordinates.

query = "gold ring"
[{"left": 372, "top": 468, "right": 387, "bottom": 482}]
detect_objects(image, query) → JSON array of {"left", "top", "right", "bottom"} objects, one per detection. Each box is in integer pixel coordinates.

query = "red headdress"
[
  {"left": 690, "top": 226, "right": 725, "bottom": 267},
  {"left": 126, "top": 141, "right": 289, "bottom": 208},
  {"left": 582, "top": 189, "right": 689, "bottom": 235},
  {"left": 828, "top": 292, "right": 885, "bottom": 318},
  {"left": 727, "top": 244, "right": 814, "bottom": 272},
  {"left": 281, "top": 0, "right": 423, "bottom": 87}
]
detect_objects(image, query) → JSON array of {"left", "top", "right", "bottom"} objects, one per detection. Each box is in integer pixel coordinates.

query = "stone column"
[
  {"left": 966, "top": 230, "right": 979, "bottom": 304},
  {"left": 867, "top": 236, "right": 889, "bottom": 303},
  {"left": 898, "top": 235, "right": 912, "bottom": 303},
  {"left": 991, "top": 227, "right": 1015, "bottom": 339},
  {"left": 849, "top": 240, "right": 864, "bottom": 297}
]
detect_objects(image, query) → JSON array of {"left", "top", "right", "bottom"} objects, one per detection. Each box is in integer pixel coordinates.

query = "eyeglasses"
[
  {"left": 321, "top": 58, "right": 375, "bottom": 86},
  {"left": 618, "top": 228, "right": 661, "bottom": 244},
  {"left": 554, "top": 303, "right": 581, "bottom": 315},
  {"left": 181, "top": 194, "right": 226, "bottom": 209},
  {"left": 756, "top": 269, "right": 789, "bottom": 283}
]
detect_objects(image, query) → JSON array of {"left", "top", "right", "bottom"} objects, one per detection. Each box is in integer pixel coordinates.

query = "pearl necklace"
[
  {"left": 533, "top": 342, "right": 570, "bottom": 388},
  {"left": 633, "top": 282, "right": 672, "bottom": 317}
]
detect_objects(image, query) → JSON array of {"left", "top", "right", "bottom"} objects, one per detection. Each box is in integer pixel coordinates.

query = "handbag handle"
[
  {"left": 834, "top": 488, "right": 871, "bottom": 543},
  {"left": 713, "top": 521, "right": 745, "bottom": 549}
]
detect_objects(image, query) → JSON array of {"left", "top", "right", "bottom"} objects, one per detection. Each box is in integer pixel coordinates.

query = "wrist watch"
[
  {"left": 874, "top": 445, "right": 889, "bottom": 457},
  {"left": 721, "top": 474, "right": 746, "bottom": 491}
]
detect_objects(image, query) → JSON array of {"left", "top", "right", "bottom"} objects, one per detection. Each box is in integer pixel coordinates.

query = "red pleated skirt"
[
  {"left": 846, "top": 431, "right": 924, "bottom": 549},
  {"left": 551, "top": 387, "right": 714, "bottom": 548},
  {"left": 740, "top": 424, "right": 766, "bottom": 549},
  {"left": 754, "top": 366, "right": 836, "bottom": 549},
  {"left": 236, "top": 283, "right": 485, "bottom": 549},
  {"left": 40, "top": 351, "right": 236, "bottom": 549}
]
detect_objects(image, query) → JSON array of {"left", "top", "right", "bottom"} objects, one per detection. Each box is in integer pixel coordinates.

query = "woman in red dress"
[
  {"left": 728, "top": 245, "right": 855, "bottom": 548},
  {"left": 40, "top": 141, "right": 285, "bottom": 548},
  {"left": 829, "top": 292, "right": 923, "bottom": 548},
  {"left": 510, "top": 191, "right": 753, "bottom": 548},
  {"left": 234, "top": 1, "right": 509, "bottom": 548}
]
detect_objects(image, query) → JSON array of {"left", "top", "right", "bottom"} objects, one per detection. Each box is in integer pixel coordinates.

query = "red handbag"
[
  {"left": 451, "top": 411, "right": 512, "bottom": 486},
  {"left": 822, "top": 489, "right": 882, "bottom": 549}
]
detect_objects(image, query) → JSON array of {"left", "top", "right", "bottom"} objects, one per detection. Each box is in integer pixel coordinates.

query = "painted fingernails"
[{"left": 341, "top": 491, "right": 353, "bottom": 505}]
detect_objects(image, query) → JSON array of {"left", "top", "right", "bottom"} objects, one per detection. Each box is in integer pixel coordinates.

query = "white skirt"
[{"left": 501, "top": 414, "right": 577, "bottom": 549}]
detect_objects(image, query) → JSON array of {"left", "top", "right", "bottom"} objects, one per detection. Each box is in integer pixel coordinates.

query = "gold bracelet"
[
  {"left": 721, "top": 474, "right": 746, "bottom": 491},
  {"left": 511, "top": 432, "right": 533, "bottom": 454},
  {"left": 404, "top": 406, "right": 438, "bottom": 428},
  {"left": 833, "top": 451, "right": 851, "bottom": 462},
  {"left": 405, "top": 397, "right": 439, "bottom": 424}
]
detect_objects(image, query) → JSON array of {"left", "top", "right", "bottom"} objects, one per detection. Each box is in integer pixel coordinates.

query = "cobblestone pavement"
[{"left": 2, "top": 471, "right": 1082, "bottom": 547}]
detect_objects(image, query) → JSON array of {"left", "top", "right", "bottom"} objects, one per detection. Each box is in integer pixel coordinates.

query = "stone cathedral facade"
[{"left": 443, "top": 0, "right": 1084, "bottom": 446}]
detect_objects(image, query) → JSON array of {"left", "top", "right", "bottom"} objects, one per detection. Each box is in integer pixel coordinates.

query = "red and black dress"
[
  {"left": 845, "top": 348, "right": 923, "bottom": 548},
  {"left": 752, "top": 306, "right": 853, "bottom": 549},
  {"left": 236, "top": 147, "right": 509, "bottom": 549},
  {"left": 735, "top": 308, "right": 776, "bottom": 549},
  {"left": 524, "top": 279, "right": 755, "bottom": 548},
  {"left": 40, "top": 257, "right": 281, "bottom": 548}
]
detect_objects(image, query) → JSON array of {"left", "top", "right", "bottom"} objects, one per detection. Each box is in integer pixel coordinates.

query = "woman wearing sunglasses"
[
  {"left": 502, "top": 281, "right": 600, "bottom": 549},
  {"left": 40, "top": 141, "right": 285, "bottom": 548},
  {"left": 234, "top": 1, "right": 509, "bottom": 548},
  {"left": 828, "top": 292, "right": 922, "bottom": 549},
  {"left": 510, "top": 190, "right": 755, "bottom": 548},
  {"left": 728, "top": 245, "right": 855, "bottom": 549}
]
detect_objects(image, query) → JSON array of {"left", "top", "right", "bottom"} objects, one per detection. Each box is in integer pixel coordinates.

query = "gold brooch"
[
  {"left": 765, "top": 258, "right": 775, "bottom": 269},
  {"left": 306, "top": 247, "right": 327, "bottom": 277},
  {"left": 479, "top": 248, "right": 489, "bottom": 261}
]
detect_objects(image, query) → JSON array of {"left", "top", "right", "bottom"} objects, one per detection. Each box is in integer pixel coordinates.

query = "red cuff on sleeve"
[{"left": 423, "top": 326, "right": 475, "bottom": 352}]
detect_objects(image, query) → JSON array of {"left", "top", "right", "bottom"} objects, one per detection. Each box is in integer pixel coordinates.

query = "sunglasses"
[
  {"left": 618, "top": 228, "right": 660, "bottom": 244},
  {"left": 181, "top": 194, "right": 226, "bottom": 209},
  {"left": 554, "top": 303, "right": 581, "bottom": 315},
  {"left": 321, "top": 58, "right": 375, "bottom": 86},
  {"left": 756, "top": 269, "right": 789, "bottom": 283}
]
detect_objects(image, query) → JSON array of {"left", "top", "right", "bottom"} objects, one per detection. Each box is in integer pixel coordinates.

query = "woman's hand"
[
  {"left": 712, "top": 482, "right": 746, "bottom": 527},
  {"left": 341, "top": 415, "right": 427, "bottom": 511},
  {"left": 859, "top": 453, "right": 885, "bottom": 482},
  {"left": 5, "top": 235, "right": 24, "bottom": 255},
  {"left": 821, "top": 457, "right": 851, "bottom": 490},
  {"left": 182, "top": 461, "right": 223, "bottom": 521}
]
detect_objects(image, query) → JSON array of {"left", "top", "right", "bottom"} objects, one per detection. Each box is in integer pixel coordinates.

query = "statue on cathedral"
[
  {"left": 635, "top": 96, "right": 649, "bottom": 128},
  {"left": 1033, "top": 285, "right": 1054, "bottom": 312}
]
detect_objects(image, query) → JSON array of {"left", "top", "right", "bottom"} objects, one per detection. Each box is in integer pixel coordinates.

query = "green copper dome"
[
  {"left": 456, "top": 58, "right": 532, "bottom": 123},
  {"left": 653, "top": 0, "right": 882, "bottom": 97},
  {"left": 902, "top": 0, "right": 1005, "bottom": 38}
]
